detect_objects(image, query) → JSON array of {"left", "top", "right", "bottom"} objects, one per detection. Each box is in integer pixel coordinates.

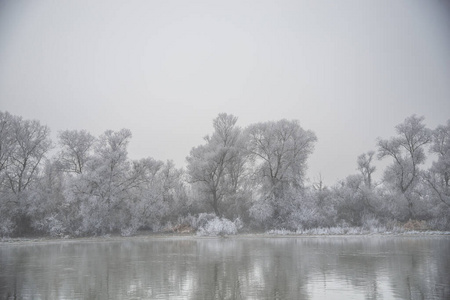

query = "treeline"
[{"left": 0, "top": 111, "right": 449, "bottom": 237}]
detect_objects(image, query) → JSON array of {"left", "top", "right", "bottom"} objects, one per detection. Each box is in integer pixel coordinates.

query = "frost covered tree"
[
  {"left": 157, "top": 160, "right": 189, "bottom": 222},
  {"left": 121, "top": 157, "right": 166, "bottom": 234},
  {"left": 245, "top": 119, "right": 317, "bottom": 228},
  {"left": 357, "top": 151, "right": 376, "bottom": 189},
  {"left": 0, "top": 112, "right": 15, "bottom": 175},
  {"left": 186, "top": 113, "right": 246, "bottom": 217},
  {"left": 58, "top": 129, "right": 95, "bottom": 174},
  {"left": 0, "top": 112, "right": 18, "bottom": 235},
  {"left": 425, "top": 120, "right": 450, "bottom": 207},
  {"left": 246, "top": 119, "right": 317, "bottom": 196},
  {"left": 377, "top": 115, "right": 432, "bottom": 219},
  {"left": 26, "top": 159, "right": 71, "bottom": 236},
  {"left": 67, "top": 129, "right": 180, "bottom": 235},
  {"left": 125, "top": 158, "right": 187, "bottom": 233},
  {"left": 332, "top": 173, "right": 382, "bottom": 227},
  {"left": 5, "top": 115, "right": 52, "bottom": 199},
  {"left": 0, "top": 112, "right": 52, "bottom": 235},
  {"left": 75, "top": 129, "right": 135, "bottom": 234}
]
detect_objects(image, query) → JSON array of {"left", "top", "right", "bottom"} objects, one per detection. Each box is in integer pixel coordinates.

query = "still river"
[{"left": 1, "top": 235, "right": 449, "bottom": 299}]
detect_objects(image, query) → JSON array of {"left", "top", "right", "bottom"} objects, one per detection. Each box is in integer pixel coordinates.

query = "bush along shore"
[{"left": 2, "top": 215, "right": 450, "bottom": 245}]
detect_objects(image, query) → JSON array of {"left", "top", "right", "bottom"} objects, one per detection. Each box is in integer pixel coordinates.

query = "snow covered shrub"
[
  {"left": 193, "top": 213, "right": 217, "bottom": 229},
  {"left": 45, "top": 216, "right": 66, "bottom": 237},
  {"left": 196, "top": 217, "right": 237, "bottom": 236}
]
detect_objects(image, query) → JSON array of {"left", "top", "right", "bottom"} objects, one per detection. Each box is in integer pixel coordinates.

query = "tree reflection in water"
[{"left": 0, "top": 236, "right": 449, "bottom": 299}]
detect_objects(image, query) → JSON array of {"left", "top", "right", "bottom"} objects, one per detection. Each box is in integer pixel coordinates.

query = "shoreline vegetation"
[
  {"left": 0, "top": 111, "right": 449, "bottom": 239},
  {"left": 0, "top": 219, "right": 450, "bottom": 246},
  {"left": 2, "top": 230, "right": 450, "bottom": 246}
]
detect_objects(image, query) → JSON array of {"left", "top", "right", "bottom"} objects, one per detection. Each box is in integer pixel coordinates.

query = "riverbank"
[{"left": 1, "top": 229, "right": 450, "bottom": 246}]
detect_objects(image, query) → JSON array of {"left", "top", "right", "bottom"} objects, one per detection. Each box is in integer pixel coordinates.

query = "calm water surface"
[{"left": 1, "top": 236, "right": 449, "bottom": 299}]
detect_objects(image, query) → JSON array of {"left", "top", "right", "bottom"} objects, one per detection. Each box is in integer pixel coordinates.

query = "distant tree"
[
  {"left": 357, "top": 151, "right": 376, "bottom": 189},
  {"left": 0, "top": 112, "right": 52, "bottom": 235},
  {"left": 312, "top": 173, "right": 325, "bottom": 192},
  {"left": 157, "top": 160, "right": 189, "bottom": 221},
  {"left": 377, "top": 115, "right": 432, "bottom": 219},
  {"left": 425, "top": 120, "right": 450, "bottom": 207},
  {"left": 124, "top": 157, "right": 166, "bottom": 234},
  {"left": 246, "top": 119, "right": 317, "bottom": 197},
  {"left": 77, "top": 129, "right": 134, "bottom": 234},
  {"left": 0, "top": 111, "right": 18, "bottom": 236},
  {"left": 26, "top": 159, "right": 69, "bottom": 236},
  {"left": 245, "top": 119, "right": 317, "bottom": 227},
  {"left": 0, "top": 112, "right": 15, "bottom": 174},
  {"left": 70, "top": 129, "right": 179, "bottom": 235},
  {"left": 58, "top": 129, "right": 95, "bottom": 174},
  {"left": 186, "top": 113, "right": 244, "bottom": 217},
  {"left": 333, "top": 174, "right": 367, "bottom": 226},
  {"left": 5, "top": 115, "right": 52, "bottom": 202}
]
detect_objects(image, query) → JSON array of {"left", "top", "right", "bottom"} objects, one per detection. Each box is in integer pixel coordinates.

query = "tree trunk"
[{"left": 212, "top": 191, "right": 221, "bottom": 217}]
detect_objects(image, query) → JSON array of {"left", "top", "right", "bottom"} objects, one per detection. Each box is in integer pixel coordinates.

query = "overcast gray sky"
[{"left": 1, "top": 0, "right": 449, "bottom": 185}]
